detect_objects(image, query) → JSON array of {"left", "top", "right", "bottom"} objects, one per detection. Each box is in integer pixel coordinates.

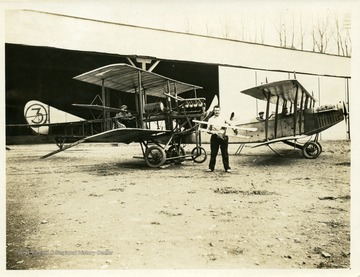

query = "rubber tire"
[
  {"left": 191, "top": 146, "right": 207, "bottom": 163},
  {"left": 315, "top": 142, "right": 323, "bottom": 154},
  {"left": 145, "top": 146, "right": 166, "bottom": 168},
  {"left": 167, "top": 145, "right": 186, "bottom": 163},
  {"left": 302, "top": 141, "right": 321, "bottom": 159}
]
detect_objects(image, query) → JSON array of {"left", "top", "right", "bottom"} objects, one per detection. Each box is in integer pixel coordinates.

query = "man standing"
[{"left": 206, "top": 105, "right": 231, "bottom": 173}]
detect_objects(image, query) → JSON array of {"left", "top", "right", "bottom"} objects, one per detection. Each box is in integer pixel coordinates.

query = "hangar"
[{"left": 5, "top": 9, "right": 351, "bottom": 142}]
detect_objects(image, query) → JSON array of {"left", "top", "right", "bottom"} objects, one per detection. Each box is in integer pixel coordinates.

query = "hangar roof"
[{"left": 5, "top": 9, "right": 351, "bottom": 78}]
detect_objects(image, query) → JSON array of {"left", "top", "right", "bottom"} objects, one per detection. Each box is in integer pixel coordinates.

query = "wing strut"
[
  {"left": 265, "top": 90, "right": 271, "bottom": 140},
  {"left": 138, "top": 71, "right": 145, "bottom": 128},
  {"left": 274, "top": 95, "right": 280, "bottom": 138},
  {"left": 299, "top": 90, "right": 304, "bottom": 134},
  {"left": 293, "top": 85, "right": 299, "bottom": 136}
]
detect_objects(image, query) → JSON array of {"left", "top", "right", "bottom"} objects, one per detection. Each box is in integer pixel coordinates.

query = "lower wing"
[
  {"left": 251, "top": 135, "right": 308, "bottom": 148},
  {"left": 41, "top": 128, "right": 171, "bottom": 159}
]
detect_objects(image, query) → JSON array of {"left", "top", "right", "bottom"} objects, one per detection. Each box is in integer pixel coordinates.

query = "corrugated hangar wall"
[{"left": 5, "top": 9, "right": 351, "bottom": 139}]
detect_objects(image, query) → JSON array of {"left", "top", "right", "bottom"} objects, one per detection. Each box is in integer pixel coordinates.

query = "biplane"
[
  {"left": 18, "top": 63, "right": 210, "bottom": 167},
  {"left": 194, "top": 79, "right": 348, "bottom": 159}
]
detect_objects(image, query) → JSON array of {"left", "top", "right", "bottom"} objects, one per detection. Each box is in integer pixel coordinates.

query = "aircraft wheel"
[
  {"left": 315, "top": 142, "right": 323, "bottom": 154},
  {"left": 167, "top": 145, "right": 186, "bottom": 163},
  {"left": 191, "top": 146, "right": 207, "bottom": 163},
  {"left": 145, "top": 146, "right": 166, "bottom": 168},
  {"left": 302, "top": 141, "right": 321, "bottom": 159}
]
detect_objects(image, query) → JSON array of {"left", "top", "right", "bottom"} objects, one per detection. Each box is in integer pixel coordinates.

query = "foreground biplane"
[
  {"left": 20, "top": 63, "right": 209, "bottom": 167},
  {"left": 195, "top": 79, "right": 348, "bottom": 159}
]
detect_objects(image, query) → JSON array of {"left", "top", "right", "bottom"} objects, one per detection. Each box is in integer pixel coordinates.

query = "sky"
[
  {"left": 0, "top": 0, "right": 354, "bottom": 55},
  {"left": 55, "top": 1, "right": 352, "bottom": 54}
]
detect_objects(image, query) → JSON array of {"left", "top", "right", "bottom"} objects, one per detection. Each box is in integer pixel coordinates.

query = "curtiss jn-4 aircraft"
[
  {"left": 21, "top": 63, "right": 210, "bottom": 167},
  {"left": 195, "top": 79, "right": 348, "bottom": 159}
]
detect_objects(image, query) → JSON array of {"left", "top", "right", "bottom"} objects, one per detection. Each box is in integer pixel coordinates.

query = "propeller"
[{"left": 230, "top": 112, "right": 237, "bottom": 135}]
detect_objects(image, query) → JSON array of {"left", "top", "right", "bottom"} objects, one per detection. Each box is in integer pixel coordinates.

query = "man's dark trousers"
[{"left": 209, "top": 134, "right": 230, "bottom": 171}]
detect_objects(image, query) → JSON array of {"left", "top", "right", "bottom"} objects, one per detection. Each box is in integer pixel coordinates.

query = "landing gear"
[
  {"left": 141, "top": 143, "right": 207, "bottom": 168},
  {"left": 302, "top": 141, "right": 322, "bottom": 159},
  {"left": 282, "top": 136, "right": 323, "bottom": 159},
  {"left": 140, "top": 125, "right": 207, "bottom": 168},
  {"left": 167, "top": 145, "right": 186, "bottom": 164}
]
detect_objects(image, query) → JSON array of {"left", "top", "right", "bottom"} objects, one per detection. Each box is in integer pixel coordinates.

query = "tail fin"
[
  {"left": 208, "top": 95, "right": 218, "bottom": 113},
  {"left": 24, "top": 100, "right": 85, "bottom": 135}
]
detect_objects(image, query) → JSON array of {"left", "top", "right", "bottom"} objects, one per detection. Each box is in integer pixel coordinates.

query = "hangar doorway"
[{"left": 6, "top": 44, "right": 218, "bottom": 142}]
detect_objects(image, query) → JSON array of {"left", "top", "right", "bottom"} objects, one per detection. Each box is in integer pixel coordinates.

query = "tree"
[
  {"left": 312, "top": 13, "right": 333, "bottom": 53},
  {"left": 299, "top": 14, "right": 306, "bottom": 50},
  {"left": 334, "top": 12, "right": 351, "bottom": 57},
  {"left": 219, "top": 16, "right": 231, "bottom": 39}
]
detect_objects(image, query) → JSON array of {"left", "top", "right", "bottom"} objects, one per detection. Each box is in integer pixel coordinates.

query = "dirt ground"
[{"left": 6, "top": 140, "right": 351, "bottom": 270}]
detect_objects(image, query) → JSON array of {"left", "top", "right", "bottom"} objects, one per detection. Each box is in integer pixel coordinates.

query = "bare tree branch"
[{"left": 299, "top": 14, "right": 306, "bottom": 50}]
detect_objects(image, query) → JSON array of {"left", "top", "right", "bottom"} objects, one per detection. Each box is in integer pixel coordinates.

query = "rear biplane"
[
  {"left": 195, "top": 79, "right": 348, "bottom": 159},
  {"left": 18, "top": 63, "right": 209, "bottom": 167}
]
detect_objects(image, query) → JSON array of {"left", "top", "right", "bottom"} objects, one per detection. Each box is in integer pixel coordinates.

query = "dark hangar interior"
[{"left": 6, "top": 44, "right": 218, "bottom": 139}]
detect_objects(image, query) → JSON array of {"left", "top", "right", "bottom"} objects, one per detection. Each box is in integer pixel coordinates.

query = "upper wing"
[
  {"left": 241, "top": 79, "right": 316, "bottom": 104},
  {"left": 73, "top": 63, "right": 203, "bottom": 98},
  {"left": 72, "top": 103, "right": 125, "bottom": 113},
  {"left": 41, "top": 128, "right": 171, "bottom": 159}
]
